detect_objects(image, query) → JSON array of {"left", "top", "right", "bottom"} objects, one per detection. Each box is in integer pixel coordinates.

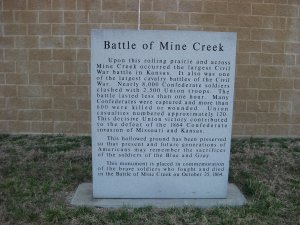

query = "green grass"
[{"left": 0, "top": 135, "right": 299, "bottom": 225}]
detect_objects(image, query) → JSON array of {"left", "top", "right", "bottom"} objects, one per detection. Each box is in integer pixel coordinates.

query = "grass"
[{"left": 0, "top": 135, "right": 299, "bottom": 225}]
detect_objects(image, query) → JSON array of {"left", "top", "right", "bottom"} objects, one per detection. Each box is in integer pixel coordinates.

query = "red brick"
[
  {"left": 267, "top": 125, "right": 289, "bottom": 136},
  {"left": 28, "top": 0, "right": 51, "bottom": 9},
  {"left": 16, "top": 61, "right": 39, "bottom": 74},
  {"left": 52, "top": 24, "right": 76, "bottom": 35},
  {"left": 29, "top": 49, "right": 52, "bottom": 61},
  {"left": 261, "top": 66, "right": 283, "bottom": 77},
  {"left": 234, "top": 113, "right": 257, "bottom": 123},
  {"left": 165, "top": 13, "right": 189, "bottom": 25},
  {"left": 41, "top": 86, "right": 64, "bottom": 98},
  {"left": 42, "top": 110, "right": 65, "bottom": 121},
  {"left": 29, "top": 74, "right": 52, "bottom": 85},
  {"left": 228, "top": 3, "right": 251, "bottom": 15},
  {"left": 101, "top": 24, "right": 126, "bottom": 29},
  {"left": 252, "top": 4, "right": 275, "bottom": 16},
  {"left": 239, "top": 16, "right": 262, "bottom": 28},
  {"left": 153, "top": 0, "right": 178, "bottom": 11},
  {"left": 257, "top": 113, "right": 279, "bottom": 124},
  {"left": 4, "top": 24, "right": 27, "bottom": 35},
  {"left": 28, "top": 24, "right": 51, "bottom": 35},
  {"left": 275, "top": 30, "right": 298, "bottom": 42},
  {"left": 88, "top": 12, "right": 114, "bottom": 23},
  {"left": 262, "top": 42, "right": 284, "bottom": 53},
  {"left": 54, "top": 122, "right": 78, "bottom": 134},
  {"left": 65, "top": 110, "right": 90, "bottom": 121},
  {"left": 203, "top": 1, "right": 228, "bottom": 14},
  {"left": 235, "top": 89, "right": 258, "bottom": 100},
  {"left": 250, "top": 53, "right": 272, "bottom": 65},
  {"left": 0, "top": 109, "right": 18, "bottom": 120},
  {"left": 64, "top": 11, "right": 89, "bottom": 23},
  {"left": 52, "top": 0, "right": 76, "bottom": 10},
  {"left": 0, "top": 11, "right": 14, "bottom": 23},
  {"left": 287, "top": 18, "right": 300, "bottom": 29},
  {"left": 272, "top": 78, "right": 293, "bottom": 89},
  {"left": 65, "top": 86, "right": 89, "bottom": 99},
  {"left": 238, "top": 40, "right": 261, "bottom": 53},
  {"left": 227, "top": 28, "right": 250, "bottom": 40},
  {"left": 0, "top": 85, "right": 17, "bottom": 97},
  {"left": 273, "top": 54, "right": 295, "bottom": 66},
  {"left": 6, "top": 97, "right": 29, "bottom": 109},
  {"left": 244, "top": 125, "right": 267, "bottom": 136},
  {"left": 40, "top": 62, "right": 63, "bottom": 73},
  {"left": 53, "top": 49, "right": 76, "bottom": 61},
  {"left": 270, "top": 102, "right": 292, "bottom": 113},
  {"left": 77, "top": 74, "right": 90, "bottom": 85},
  {"left": 31, "top": 122, "right": 54, "bottom": 133},
  {"left": 77, "top": 0, "right": 101, "bottom": 10},
  {"left": 77, "top": 49, "right": 90, "bottom": 61},
  {"left": 235, "top": 77, "right": 249, "bottom": 88},
  {"left": 236, "top": 53, "right": 250, "bottom": 64},
  {"left": 190, "top": 13, "right": 215, "bottom": 26},
  {"left": 265, "top": 0, "right": 287, "bottom": 3},
  {"left": 77, "top": 99, "right": 91, "bottom": 110},
  {"left": 141, "top": 12, "right": 165, "bottom": 24},
  {"left": 294, "top": 79, "right": 300, "bottom": 89},
  {"left": 4, "top": 49, "right": 28, "bottom": 61},
  {"left": 249, "top": 78, "right": 272, "bottom": 89},
  {"left": 64, "top": 62, "right": 89, "bottom": 73},
  {"left": 0, "top": 62, "right": 16, "bottom": 72},
  {"left": 3, "top": 0, "right": 26, "bottom": 10},
  {"left": 54, "top": 98, "right": 77, "bottom": 109},
  {"left": 215, "top": 15, "right": 238, "bottom": 26},
  {"left": 247, "top": 101, "right": 269, "bottom": 112},
  {"left": 64, "top": 36, "right": 89, "bottom": 48},
  {"left": 0, "top": 37, "right": 14, "bottom": 48},
  {"left": 282, "top": 67, "right": 300, "bottom": 78},
  {"left": 30, "top": 98, "right": 52, "bottom": 109},
  {"left": 232, "top": 124, "right": 245, "bottom": 136},
  {"left": 179, "top": 1, "right": 202, "bottom": 12},
  {"left": 40, "top": 37, "right": 63, "bottom": 48},
  {"left": 9, "top": 121, "right": 31, "bottom": 133},
  {"left": 102, "top": 0, "right": 126, "bottom": 11},
  {"left": 15, "top": 36, "right": 39, "bottom": 48},
  {"left": 18, "top": 86, "right": 42, "bottom": 97},
  {"left": 234, "top": 101, "right": 247, "bottom": 112},
  {"left": 251, "top": 29, "right": 275, "bottom": 41},
  {"left": 114, "top": 12, "right": 138, "bottom": 23},
  {"left": 126, "top": 0, "right": 152, "bottom": 11},
  {"left": 258, "top": 90, "right": 280, "bottom": 100},
  {"left": 276, "top": 4, "right": 298, "bottom": 16},
  {"left": 39, "top": 11, "right": 63, "bottom": 23},
  {"left": 18, "top": 110, "right": 41, "bottom": 120},
  {"left": 53, "top": 74, "right": 77, "bottom": 85},
  {"left": 15, "top": 11, "right": 38, "bottom": 23},
  {"left": 285, "top": 43, "right": 300, "bottom": 54},
  {"left": 263, "top": 17, "right": 286, "bottom": 29}
]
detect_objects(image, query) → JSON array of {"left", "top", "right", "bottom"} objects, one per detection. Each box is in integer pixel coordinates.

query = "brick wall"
[{"left": 0, "top": 0, "right": 299, "bottom": 136}]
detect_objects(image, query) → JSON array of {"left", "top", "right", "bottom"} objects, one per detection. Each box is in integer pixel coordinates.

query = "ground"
[{"left": 0, "top": 135, "right": 299, "bottom": 225}]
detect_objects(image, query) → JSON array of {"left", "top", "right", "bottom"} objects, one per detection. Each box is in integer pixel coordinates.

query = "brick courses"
[{"left": 0, "top": 0, "right": 299, "bottom": 136}]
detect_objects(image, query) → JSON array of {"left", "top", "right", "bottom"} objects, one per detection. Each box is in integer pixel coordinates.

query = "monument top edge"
[{"left": 91, "top": 29, "right": 237, "bottom": 37}]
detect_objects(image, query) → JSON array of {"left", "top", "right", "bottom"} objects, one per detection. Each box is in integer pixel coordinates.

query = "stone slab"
[
  {"left": 91, "top": 29, "right": 237, "bottom": 199},
  {"left": 70, "top": 183, "right": 247, "bottom": 208}
]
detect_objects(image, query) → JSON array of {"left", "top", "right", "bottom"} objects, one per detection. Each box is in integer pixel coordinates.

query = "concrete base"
[{"left": 70, "top": 183, "right": 247, "bottom": 208}]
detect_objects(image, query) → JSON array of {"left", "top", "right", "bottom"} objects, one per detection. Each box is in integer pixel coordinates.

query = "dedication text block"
[{"left": 91, "top": 30, "right": 237, "bottom": 198}]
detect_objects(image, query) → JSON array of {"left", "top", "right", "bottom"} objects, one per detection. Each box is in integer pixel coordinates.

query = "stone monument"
[{"left": 71, "top": 29, "right": 246, "bottom": 207}]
